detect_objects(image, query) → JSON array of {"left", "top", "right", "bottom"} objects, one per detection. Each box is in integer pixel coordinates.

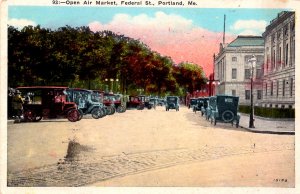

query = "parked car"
[
  {"left": 193, "top": 97, "right": 203, "bottom": 113},
  {"left": 17, "top": 86, "right": 80, "bottom": 122},
  {"left": 204, "top": 96, "right": 216, "bottom": 120},
  {"left": 210, "top": 95, "right": 240, "bottom": 127},
  {"left": 67, "top": 88, "right": 104, "bottom": 119},
  {"left": 165, "top": 96, "right": 179, "bottom": 111},
  {"left": 113, "top": 94, "right": 127, "bottom": 113},
  {"left": 157, "top": 98, "right": 165, "bottom": 106},
  {"left": 149, "top": 98, "right": 158, "bottom": 109},
  {"left": 197, "top": 97, "right": 208, "bottom": 116},
  {"left": 126, "top": 95, "right": 145, "bottom": 110},
  {"left": 188, "top": 98, "right": 198, "bottom": 109},
  {"left": 138, "top": 95, "right": 153, "bottom": 109}
]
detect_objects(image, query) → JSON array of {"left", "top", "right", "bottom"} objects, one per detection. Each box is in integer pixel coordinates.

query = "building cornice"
[{"left": 262, "top": 11, "right": 295, "bottom": 38}]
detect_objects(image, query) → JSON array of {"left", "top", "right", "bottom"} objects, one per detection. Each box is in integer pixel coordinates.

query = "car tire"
[
  {"left": 24, "top": 110, "right": 37, "bottom": 122},
  {"left": 67, "top": 109, "right": 79, "bottom": 122},
  {"left": 91, "top": 108, "right": 101, "bottom": 119},
  {"left": 221, "top": 110, "right": 234, "bottom": 122}
]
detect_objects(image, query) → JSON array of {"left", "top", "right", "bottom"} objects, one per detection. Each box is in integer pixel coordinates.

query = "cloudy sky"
[{"left": 8, "top": 6, "right": 287, "bottom": 76}]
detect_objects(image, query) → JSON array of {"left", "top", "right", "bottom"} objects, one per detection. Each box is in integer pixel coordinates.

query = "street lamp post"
[
  {"left": 109, "top": 78, "right": 114, "bottom": 93},
  {"left": 105, "top": 78, "right": 119, "bottom": 93},
  {"left": 115, "top": 79, "right": 119, "bottom": 93},
  {"left": 104, "top": 78, "right": 109, "bottom": 93},
  {"left": 248, "top": 55, "right": 256, "bottom": 128}
]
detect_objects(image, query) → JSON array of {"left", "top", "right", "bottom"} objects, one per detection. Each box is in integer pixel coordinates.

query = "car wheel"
[
  {"left": 91, "top": 108, "right": 101, "bottom": 119},
  {"left": 67, "top": 109, "right": 79, "bottom": 122},
  {"left": 222, "top": 110, "right": 234, "bottom": 122},
  {"left": 24, "top": 110, "right": 37, "bottom": 122}
]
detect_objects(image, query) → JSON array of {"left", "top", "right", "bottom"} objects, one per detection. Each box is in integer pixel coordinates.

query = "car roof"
[{"left": 17, "top": 86, "right": 68, "bottom": 89}]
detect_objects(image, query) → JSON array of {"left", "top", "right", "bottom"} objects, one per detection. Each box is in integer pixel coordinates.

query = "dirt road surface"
[{"left": 7, "top": 106, "right": 294, "bottom": 188}]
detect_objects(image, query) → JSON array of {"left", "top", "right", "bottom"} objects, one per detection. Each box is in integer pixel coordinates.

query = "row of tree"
[{"left": 8, "top": 25, "right": 207, "bottom": 96}]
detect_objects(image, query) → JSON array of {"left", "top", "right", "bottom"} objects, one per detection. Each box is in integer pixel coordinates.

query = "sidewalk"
[{"left": 239, "top": 113, "right": 295, "bottom": 135}]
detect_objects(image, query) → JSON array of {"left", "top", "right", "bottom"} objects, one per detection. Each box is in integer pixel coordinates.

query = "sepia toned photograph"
[{"left": 0, "top": 0, "right": 298, "bottom": 193}]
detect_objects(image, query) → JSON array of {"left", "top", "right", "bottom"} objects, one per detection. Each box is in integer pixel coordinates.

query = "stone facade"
[
  {"left": 214, "top": 36, "right": 264, "bottom": 105},
  {"left": 262, "top": 11, "right": 295, "bottom": 109}
]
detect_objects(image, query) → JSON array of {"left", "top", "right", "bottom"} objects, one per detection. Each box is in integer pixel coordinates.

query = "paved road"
[{"left": 7, "top": 106, "right": 295, "bottom": 187}]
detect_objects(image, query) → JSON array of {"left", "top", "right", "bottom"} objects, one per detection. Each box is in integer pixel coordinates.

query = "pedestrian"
[{"left": 12, "top": 90, "right": 24, "bottom": 119}]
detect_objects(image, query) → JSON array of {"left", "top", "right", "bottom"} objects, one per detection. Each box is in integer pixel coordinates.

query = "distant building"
[
  {"left": 214, "top": 36, "right": 264, "bottom": 105},
  {"left": 262, "top": 11, "right": 295, "bottom": 109}
]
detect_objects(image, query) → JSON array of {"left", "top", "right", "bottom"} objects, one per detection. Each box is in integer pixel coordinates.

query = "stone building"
[
  {"left": 214, "top": 36, "right": 264, "bottom": 105},
  {"left": 262, "top": 11, "right": 295, "bottom": 109}
]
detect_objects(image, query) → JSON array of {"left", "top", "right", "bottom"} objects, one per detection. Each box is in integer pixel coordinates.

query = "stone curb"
[
  {"left": 239, "top": 125, "right": 295, "bottom": 135},
  {"left": 239, "top": 113, "right": 295, "bottom": 121}
]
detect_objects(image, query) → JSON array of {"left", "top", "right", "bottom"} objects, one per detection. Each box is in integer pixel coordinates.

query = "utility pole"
[{"left": 223, "top": 14, "right": 226, "bottom": 46}]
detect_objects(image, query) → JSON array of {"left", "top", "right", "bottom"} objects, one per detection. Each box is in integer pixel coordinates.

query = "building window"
[
  {"left": 245, "top": 55, "right": 252, "bottom": 63},
  {"left": 245, "top": 90, "right": 250, "bottom": 100},
  {"left": 285, "top": 44, "right": 289, "bottom": 66},
  {"left": 265, "top": 83, "right": 268, "bottom": 96},
  {"left": 257, "top": 90, "right": 262, "bottom": 100},
  {"left": 276, "top": 80, "right": 279, "bottom": 97},
  {"left": 232, "top": 90, "right": 236, "bottom": 96},
  {"left": 232, "top": 68, "right": 237, "bottom": 79},
  {"left": 278, "top": 47, "right": 282, "bottom": 68},
  {"left": 266, "top": 54, "right": 270, "bottom": 71},
  {"left": 245, "top": 69, "right": 251, "bottom": 79},
  {"left": 273, "top": 50, "right": 276, "bottom": 70},
  {"left": 282, "top": 79, "right": 285, "bottom": 96},
  {"left": 290, "top": 78, "right": 293, "bottom": 97},
  {"left": 271, "top": 81, "right": 273, "bottom": 96},
  {"left": 232, "top": 57, "right": 237, "bottom": 62},
  {"left": 256, "top": 55, "right": 264, "bottom": 65},
  {"left": 256, "top": 69, "right": 262, "bottom": 79}
]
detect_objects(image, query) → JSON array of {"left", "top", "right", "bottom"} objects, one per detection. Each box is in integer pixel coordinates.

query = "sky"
[{"left": 8, "top": 6, "right": 288, "bottom": 76}]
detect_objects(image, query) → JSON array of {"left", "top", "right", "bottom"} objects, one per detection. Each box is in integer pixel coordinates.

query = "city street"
[{"left": 7, "top": 106, "right": 294, "bottom": 187}]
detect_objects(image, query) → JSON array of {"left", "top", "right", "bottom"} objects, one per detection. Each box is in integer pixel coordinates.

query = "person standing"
[{"left": 12, "top": 90, "right": 24, "bottom": 119}]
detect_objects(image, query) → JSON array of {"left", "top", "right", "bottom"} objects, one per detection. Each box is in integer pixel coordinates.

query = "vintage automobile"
[
  {"left": 165, "top": 96, "right": 179, "bottom": 111},
  {"left": 197, "top": 97, "right": 209, "bottom": 116},
  {"left": 126, "top": 95, "right": 145, "bottom": 110},
  {"left": 157, "top": 98, "right": 165, "bottom": 106},
  {"left": 204, "top": 96, "right": 216, "bottom": 120},
  {"left": 113, "top": 94, "right": 127, "bottom": 113},
  {"left": 91, "top": 91, "right": 116, "bottom": 115},
  {"left": 67, "top": 88, "right": 104, "bottom": 119},
  {"left": 17, "top": 86, "right": 80, "bottom": 122},
  {"left": 188, "top": 98, "right": 198, "bottom": 109},
  {"left": 193, "top": 97, "right": 206, "bottom": 113},
  {"left": 149, "top": 98, "right": 158, "bottom": 109},
  {"left": 139, "top": 95, "right": 154, "bottom": 109},
  {"left": 210, "top": 95, "right": 240, "bottom": 127}
]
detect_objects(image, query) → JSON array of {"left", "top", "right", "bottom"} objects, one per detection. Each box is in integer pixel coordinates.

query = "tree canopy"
[{"left": 8, "top": 25, "right": 207, "bottom": 96}]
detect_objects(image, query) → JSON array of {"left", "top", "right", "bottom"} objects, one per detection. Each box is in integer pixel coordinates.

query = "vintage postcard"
[{"left": 0, "top": 0, "right": 299, "bottom": 193}]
